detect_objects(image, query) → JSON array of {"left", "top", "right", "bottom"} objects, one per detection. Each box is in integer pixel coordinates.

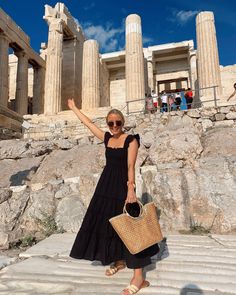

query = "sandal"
[
  {"left": 122, "top": 280, "right": 150, "bottom": 294},
  {"left": 105, "top": 263, "right": 126, "bottom": 276}
]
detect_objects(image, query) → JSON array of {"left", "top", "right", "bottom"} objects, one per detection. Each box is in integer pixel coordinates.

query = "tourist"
[
  {"left": 68, "top": 98, "right": 158, "bottom": 295},
  {"left": 174, "top": 92, "right": 182, "bottom": 110},
  {"left": 227, "top": 83, "right": 236, "bottom": 101},
  {"left": 160, "top": 91, "right": 168, "bottom": 112},
  {"left": 184, "top": 88, "right": 193, "bottom": 109},
  {"left": 151, "top": 90, "right": 158, "bottom": 111},
  {"left": 145, "top": 93, "right": 155, "bottom": 113},
  {"left": 168, "top": 94, "right": 176, "bottom": 111}
]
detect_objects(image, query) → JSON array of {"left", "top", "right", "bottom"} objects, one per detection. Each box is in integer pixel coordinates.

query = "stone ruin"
[{"left": 0, "top": 2, "right": 236, "bottom": 138}]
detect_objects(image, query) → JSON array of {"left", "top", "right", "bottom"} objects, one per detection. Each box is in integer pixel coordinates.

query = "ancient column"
[
  {"left": 15, "top": 50, "right": 28, "bottom": 115},
  {"left": 44, "top": 19, "right": 63, "bottom": 115},
  {"left": 125, "top": 14, "right": 145, "bottom": 104},
  {"left": 33, "top": 66, "right": 45, "bottom": 114},
  {"left": 0, "top": 33, "right": 9, "bottom": 107},
  {"left": 147, "top": 56, "right": 154, "bottom": 93},
  {"left": 196, "top": 11, "right": 222, "bottom": 97},
  {"left": 81, "top": 40, "right": 100, "bottom": 109}
]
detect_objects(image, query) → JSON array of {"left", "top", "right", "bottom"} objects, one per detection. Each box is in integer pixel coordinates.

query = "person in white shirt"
[{"left": 161, "top": 91, "right": 168, "bottom": 112}]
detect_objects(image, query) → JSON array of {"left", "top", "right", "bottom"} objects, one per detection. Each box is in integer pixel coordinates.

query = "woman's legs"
[
  {"left": 105, "top": 260, "right": 126, "bottom": 276},
  {"left": 122, "top": 268, "right": 147, "bottom": 295}
]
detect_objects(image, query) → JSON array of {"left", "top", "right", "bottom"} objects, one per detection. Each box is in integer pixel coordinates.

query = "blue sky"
[{"left": 0, "top": 0, "right": 235, "bottom": 66}]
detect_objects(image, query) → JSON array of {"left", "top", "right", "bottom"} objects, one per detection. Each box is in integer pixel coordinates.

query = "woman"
[
  {"left": 68, "top": 98, "right": 158, "bottom": 294},
  {"left": 227, "top": 83, "right": 236, "bottom": 101}
]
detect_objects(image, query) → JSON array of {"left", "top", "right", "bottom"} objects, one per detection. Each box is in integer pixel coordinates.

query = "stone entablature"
[{"left": 0, "top": 7, "right": 45, "bottom": 127}]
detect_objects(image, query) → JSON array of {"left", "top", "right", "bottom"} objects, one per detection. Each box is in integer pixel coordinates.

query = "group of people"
[{"left": 145, "top": 88, "right": 193, "bottom": 113}]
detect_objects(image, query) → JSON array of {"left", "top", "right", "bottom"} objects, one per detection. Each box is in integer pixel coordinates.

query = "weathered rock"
[
  {"left": 0, "top": 156, "right": 44, "bottom": 188},
  {"left": 214, "top": 113, "right": 226, "bottom": 121},
  {"left": 0, "top": 140, "right": 29, "bottom": 160},
  {"left": 214, "top": 120, "right": 234, "bottom": 128},
  {"left": 140, "top": 131, "right": 155, "bottom": 148},
  {"left": 226, "top": 111, "right": 236, "bottom": 120},
  {"left": 201, "top": 128, "right": 236, "bottom": 157},
  {"left": 201, "top": 119, "right": 213, "bottom": 131},
  {"left": 31, "top": 145, "right": 105, "bottom": 185},
  {"left": 187, "top": 109, "right": 201, "bottom": 118},
  {"left": 55, "top": 196, "right": 86, "bottom": 232},
  {"left": 0, "top": 232, "right": 9, "bottom": 250},
  {"left": 0, "top": 188, "right": 12, "bottom": 204},
  {"left": 54, "top": 184, "right": 73, "bottom": 199},
  {"left": 149, "top": 130, "right": 203, "bottom": 165}
]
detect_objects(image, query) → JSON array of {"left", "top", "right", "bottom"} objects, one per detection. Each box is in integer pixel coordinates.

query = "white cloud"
[
  {"left": 82, "top": 22, "right": 124, "bottom": 52},
  {"left": 174, "top": 10, "right": 199, "bottom": 25},
  {"left": 143, "top": 36, "right": 154, "bottom": 45}
]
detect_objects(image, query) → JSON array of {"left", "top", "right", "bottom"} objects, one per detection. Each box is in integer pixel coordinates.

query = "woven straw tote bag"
[{"left": 109, "top": 201, "right": 163, "bottom": 255}]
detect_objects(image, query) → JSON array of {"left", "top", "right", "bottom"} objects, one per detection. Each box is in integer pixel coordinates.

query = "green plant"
[
  {"left": 21, "top": 235, "right": 37, "bottom": 247},
  {"left": 35, "top": 211, "right": 65, "bottom": 237}
]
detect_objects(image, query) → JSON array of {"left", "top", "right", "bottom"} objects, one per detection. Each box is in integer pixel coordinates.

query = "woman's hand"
[
  {"left": 68, "top": 98, "right": 76, "bottom": 110},
  {"left": 125, "top": 187, "right": 137, "bottom": 203}
]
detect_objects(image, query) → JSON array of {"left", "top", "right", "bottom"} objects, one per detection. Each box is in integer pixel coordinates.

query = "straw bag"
[{"left": 109, "top": 201, "right": 163, "bottom": 255}]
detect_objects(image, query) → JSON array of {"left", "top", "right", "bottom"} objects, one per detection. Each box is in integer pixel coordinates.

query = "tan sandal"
[
  {"left": 105, "top": 263, "right": 126, "bottom": 276},
  {"left": 122, "top": 280, "right": 150, "bottom": 294}
]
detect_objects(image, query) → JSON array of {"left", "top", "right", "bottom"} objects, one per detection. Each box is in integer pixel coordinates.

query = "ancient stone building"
[{"left": 1, "top": 2, "right": 236, "bottom": 133}]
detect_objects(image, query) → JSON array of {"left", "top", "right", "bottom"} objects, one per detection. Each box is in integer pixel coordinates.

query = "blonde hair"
[{"left": 106, "top": 109, "right": 125, "bottom": 125}]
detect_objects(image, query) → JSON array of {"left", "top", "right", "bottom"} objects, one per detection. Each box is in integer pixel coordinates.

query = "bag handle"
[{"left": 123, "top": 200, "right": 144, "bottom": 219}]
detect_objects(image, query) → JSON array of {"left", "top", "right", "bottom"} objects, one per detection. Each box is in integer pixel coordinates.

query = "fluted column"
[
  {"left": 147, "top": 56, "right": 154, "bottom": 93},
  {"left": 196, "top": 11, "right": 222, "bottom": 96},
  {"left": 125, "top": 14, "right": 145, "bottom": 102},
  {"left": 15, "top": 50, "right": 28, "bottom": 115},
  {"left": 0, "top": 33, "right": 9, "bottom": 107},
  {"left": 44, "top": 19, "right": 63, "bottom": 114},
  {"left": 33, "top": 66, "right": 45, "bottom": 114},
  {"left": 81, "top": 40, "right": 100, "bottom": 109}
]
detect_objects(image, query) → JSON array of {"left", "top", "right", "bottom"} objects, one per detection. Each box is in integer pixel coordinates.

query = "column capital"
[
  {"left": 14, "top": 50, "right": 27, "bottom": 59},
  {"left": 0, "top": 32, "right": 10, "bottom": 43},
  {"left": 48, "top": 18, "right": 64, "bottom": 34}
]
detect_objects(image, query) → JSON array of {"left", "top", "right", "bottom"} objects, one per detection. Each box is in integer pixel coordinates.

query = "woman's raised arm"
[{"left": 68, "top": 98, "right": 105, "bottom": 141}]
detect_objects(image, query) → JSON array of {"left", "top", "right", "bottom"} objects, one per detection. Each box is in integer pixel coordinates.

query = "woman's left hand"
[{"left": 125, "top": 188, "right": 137, "bottom": 203}]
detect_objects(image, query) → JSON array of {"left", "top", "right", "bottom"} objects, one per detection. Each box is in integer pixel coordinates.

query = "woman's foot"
[
  {"left": 122, "top": 277, "right": 150, "bottom": 295},
  {"left": 105, "top": 261, "right": 126, "bottom": 276}
]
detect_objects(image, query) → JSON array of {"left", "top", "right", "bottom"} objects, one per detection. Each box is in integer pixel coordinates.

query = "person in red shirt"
[{"left": 184, "top": 88, "right": 193, "bottom": 109}]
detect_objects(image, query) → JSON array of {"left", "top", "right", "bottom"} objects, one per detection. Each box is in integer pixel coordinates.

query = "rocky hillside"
[{"left": 1, "top": 106, "right": 236, "bottom": 249}]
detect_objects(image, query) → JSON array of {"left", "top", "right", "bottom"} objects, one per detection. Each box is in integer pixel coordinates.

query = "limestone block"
[
  {"left": 201, "top": 119, "right": 213, "bottom": 132},
  {"left": 187, "top": 109, "right": 201, "bottom": 118},
  {"left": 214, "top": 120, "right": 234, "bottom": 128},
  {"left": 55, "top": 196, "right": 86, "bottom": 232},
  {"left": 220, "top": 106, "right": 233, "bottom": 114},
  {"left": 226, "top": 112, "right": 236, "bottom": 120},
  {"left": 214, "top": 113, "right": 226, "bottom": 121},
  {"left": 202, "top": 128, "right": 236, "bottom": 157}
]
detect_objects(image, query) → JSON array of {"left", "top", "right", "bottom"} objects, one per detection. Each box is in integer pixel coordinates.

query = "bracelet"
[{"left": 127, "top": 181, "right": 136, "bottom": 189}]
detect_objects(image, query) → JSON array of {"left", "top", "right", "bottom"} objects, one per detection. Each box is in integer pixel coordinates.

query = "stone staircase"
[{"left": 0, "top": 233, "right": 236, "bottom": 294}]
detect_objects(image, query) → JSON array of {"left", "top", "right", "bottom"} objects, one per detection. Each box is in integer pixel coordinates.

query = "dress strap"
[
  {"left": 124, "top": 134, "right": 140, "bottom": 149},
  {"left": 104, "top": 132, "right": 112, "bottom": 147}
]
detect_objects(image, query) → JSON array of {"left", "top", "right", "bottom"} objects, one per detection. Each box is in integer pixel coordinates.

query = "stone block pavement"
[{"left": 0, "top": 233, "right": 236, "bottom": 294}]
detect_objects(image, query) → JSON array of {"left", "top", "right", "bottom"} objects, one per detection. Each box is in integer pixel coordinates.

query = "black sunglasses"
[{"left": 107, "top": 120, "right": 122, "bottom": 127}]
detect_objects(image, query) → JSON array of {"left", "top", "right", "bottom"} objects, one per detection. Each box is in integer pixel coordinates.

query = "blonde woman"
[{"left": 68, "top": 98, "right": 158, "bottom": 294}]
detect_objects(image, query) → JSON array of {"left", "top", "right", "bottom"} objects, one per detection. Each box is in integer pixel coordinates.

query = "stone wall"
[{"left": 1, "top": 106, "right": 236, "bottom": 249}]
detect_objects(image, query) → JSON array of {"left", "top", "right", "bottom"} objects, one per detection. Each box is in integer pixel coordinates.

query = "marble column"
[
  {"left": 0, "top": 33, "right": 9, "bottom": 107},
  {"left": 33, "top": 66, "right": 45, "bottom": 114},
  {"left": 44, "top": 19, "right": 63, "bottom": 115},
  {"left": 196, "top": 11, "right": 222, "bottom": 96},
  {"left": 81, "top": 40, "right": 100, "bottom": 109},
  {"left": 125, "top": 14, "right": 145, "bottom": 103},
  {"left": 15, "top": 50, "right": 28, "bottom": 115},
  {"left": 147, "top": 56, "right": 154, "bottom": 93}
]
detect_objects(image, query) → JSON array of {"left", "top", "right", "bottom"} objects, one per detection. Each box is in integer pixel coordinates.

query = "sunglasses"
[{"left": 107, "top": 120, "right": 122, "bottom": 127}]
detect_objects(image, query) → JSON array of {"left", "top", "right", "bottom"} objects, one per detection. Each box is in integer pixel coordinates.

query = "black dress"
[{"left": 70, "top": 132, "right": 159, "bottom": 269}]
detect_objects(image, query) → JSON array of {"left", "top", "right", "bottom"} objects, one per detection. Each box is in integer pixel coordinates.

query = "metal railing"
[{"left": 126, "top": 85, "right": 220, "bottom": 115}]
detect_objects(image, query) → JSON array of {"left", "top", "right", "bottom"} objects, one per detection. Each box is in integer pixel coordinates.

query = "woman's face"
[{"left": 107, "top": 113, "right": 123, "bottom": 135}]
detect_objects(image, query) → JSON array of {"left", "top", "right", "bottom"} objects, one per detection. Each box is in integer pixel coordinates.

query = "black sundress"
[{"left": 70, "top": 132, "right": 159, "bottom": 269}]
